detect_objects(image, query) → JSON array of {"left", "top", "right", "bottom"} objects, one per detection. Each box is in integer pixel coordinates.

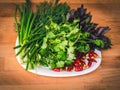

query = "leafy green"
[
  {"left": 67, "top": 4, "right": 111, "bottom": 50},
  {"left": 38, "top": 18, "right": 94, "bottom": 68},
  {"left": 56, "top": 61, "right": 65, "bottom": 68},
  {"left": 36, "top": 0, "right": 70, "bottom": 25},
  {"left": 39, "top": 19, "right": 80, "bottom": 68},
  {"left": 14, "top": 0, "right": 70, "bottom": 70},
  {"left": 14, "top": 0, "right": 111, "bottom": 70},
  {"left": 93, "top": 39, "right": 104, "bottom": 48}
]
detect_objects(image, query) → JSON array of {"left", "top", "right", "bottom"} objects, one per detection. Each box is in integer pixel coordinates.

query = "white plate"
[{"left": 15, "top": 39, "right": 102, "bottom": 77}]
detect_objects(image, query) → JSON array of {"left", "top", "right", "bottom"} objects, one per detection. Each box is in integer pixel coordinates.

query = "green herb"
[
  {"left": 14, "top": 0, "right": 111, "bottom": 70},
  {"left": 14, "top": 0, "right": 70, "bottom": 70}
]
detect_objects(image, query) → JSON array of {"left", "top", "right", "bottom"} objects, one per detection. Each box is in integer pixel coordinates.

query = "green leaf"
[
  {"left": 93, "top": 39, "right": 104, "bottom": 48},
  {"left": 85, "top": 17, "right": 91, "bottom": 24},
  {"left": 67, "top": 46, "right": 75, "bottom": 60},
  {"left": 76, "top": 43, "right": 90, "bottom": 53},
  {"left": 56, "top": 61, "right": 65, "bottom": 68},
  {"left": 53, "top": 44, "right": 60, "bottom": 52},
  {"left": 80, "top": 32, "right": 90, "bottom": 39},
  {"left": 56, "top": 51, "right": 66, "bottom": 60},
  {"left": 40, "top": 58, "right": 48, "bottom": 67},
  {"left": 40, "top": 49, "right": 47, "bottom": 55},
  {"left": 45, "top": 25, "right": 49, "bottom": 30},
  {"left": 47, "top": 31, "right": 56, "bottom": 38},
  {"left": 84, "top": 32, "right": 90, "bottom": 38},
  {"left": 41, "top": 37, "right": 47, "bottom": 49},
  {"left": 65, "top": 60, "right": 73, "bottom": 66}
]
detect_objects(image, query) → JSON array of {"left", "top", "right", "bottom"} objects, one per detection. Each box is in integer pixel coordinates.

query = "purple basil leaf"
[
  {"left": 90, "top": 34, "right": 97, "bottom": 39},
  {"left": 101, "top": 27, "right": 110, "bottom": 35},
  {"left": 96, "top": 27, "right": 104, "bottom": 36},
  {"left": 96, "top": 27, "right": 110, "bottom": 36}
]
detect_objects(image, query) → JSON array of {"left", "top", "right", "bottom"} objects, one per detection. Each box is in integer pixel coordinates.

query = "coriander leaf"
[
  {"left": 47, "top": 31, "right": 56, "bottom": 38},
  {"left": 56, "top": 61, "right": 65, "bottom": 68},
  {"left": 65, "top": 60, "right": 73, "bottom": 66},
  {"left": 67, "top": 46, "right": 75, "bottom": 60}
]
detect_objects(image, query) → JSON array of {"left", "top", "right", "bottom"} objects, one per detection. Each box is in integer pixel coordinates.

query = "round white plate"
[{"left": 15, "top": 39, "right": 102, "bottom": 77}]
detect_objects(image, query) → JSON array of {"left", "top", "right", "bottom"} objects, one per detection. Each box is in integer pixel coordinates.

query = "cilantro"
[{"left": 56, "top": 61, "right": 65, "bottom": 68}]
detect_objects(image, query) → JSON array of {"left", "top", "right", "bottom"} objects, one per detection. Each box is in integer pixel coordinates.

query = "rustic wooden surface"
[{"left": 0, "top": 0, "right": 120, "bottom": 90}]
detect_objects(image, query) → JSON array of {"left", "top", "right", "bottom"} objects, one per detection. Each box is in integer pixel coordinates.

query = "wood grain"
[
  {"left": 0, "top": 1, "right": 120, "bottom": 90},
  {"left": 0, "top": 0, "right": 120, "bottom": 3}
]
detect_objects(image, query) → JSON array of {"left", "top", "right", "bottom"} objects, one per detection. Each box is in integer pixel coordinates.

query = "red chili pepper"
[
  {"left": 66, "top": 65, "right": 73, "bottom": 72},
  {"left": 93, "top": 59, "right": 97, "bottom": 63},
  {"left": 88, "top": 51, "right": 98, "bottom": 58},
  {"left": 73, "top": 62, "right": 80, "bottom": 66},
  {"left": 87, "top": 58, "right": 91, "bottom": 61},
  {"left": 89, "top": 53, "right": 93, "bottom": 58},
  {"left": 79, "top": 58, "right": 84, "bottom": 61},
  {"left": 87, "top": 58, "right": 97, "bottom": 63},
  {"left": 93, "top": 53, "right": 98, "bottom": 58},
  {"left": 75, "top": 65, "right": 83, "bottom": 71},
  {"left": 53, "top": 68, "right": 60, "bottom": 72},
  {"left": 75, "top": 59, "right": 80, "bottom": 63},
  {"left": 80, "top": 61, "right": 85, "bottom": 66},
  {"left": 88, "top": 61, "right": 92, "bottom": 67}
]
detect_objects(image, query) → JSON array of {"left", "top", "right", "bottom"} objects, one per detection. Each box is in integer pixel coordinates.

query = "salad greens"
[
  {"left": 14, "top": 0, "right": 111, "bottom": 70},
  {"left": 40, "top": 19, "right": 82, "bottom": 68},
  {"left": 67, "top": 5, "right": 112, "bottom": 50}
]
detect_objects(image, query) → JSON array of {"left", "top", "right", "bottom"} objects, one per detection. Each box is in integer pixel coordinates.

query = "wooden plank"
[
  {"left": 0, "top": 0, "right": 120, "bottom": 3},
  {"left": 0, "top": 3, "right": 120, "bottom": 17},
  {"left": 0, "top": 2, "right": 120, "bottom": 90}
]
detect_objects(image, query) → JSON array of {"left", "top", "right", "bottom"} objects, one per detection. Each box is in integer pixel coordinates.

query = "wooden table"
[{"left": 0, "top": 0, "right": 120, "bottom": 90}]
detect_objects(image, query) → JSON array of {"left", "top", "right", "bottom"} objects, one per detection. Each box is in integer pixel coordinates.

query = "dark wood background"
[{"left": 0, "top": 0, "right": 120, "bottom": 90}]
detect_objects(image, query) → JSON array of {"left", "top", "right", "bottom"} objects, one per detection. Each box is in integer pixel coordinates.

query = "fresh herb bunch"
[
  {"left": 14, "top": 0, "right": 70, "bottom": 70},
  {"left": 67, "top": 5, "right": 112, "bottom": 50},
  {"left": 35, "top": 0, "right": 70, "bottom": 25},
  {"left": 39, "top": 19, "right": 94, "bottom": 68},
  {"left": 14, "top": 0, "right": 111, "bottom": 70},
  {"left": 36, "top": 18, "right": 106, "bottom": 68},
  {"left": 14, "top": 0, "right": 44, "bottom": 70}
]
